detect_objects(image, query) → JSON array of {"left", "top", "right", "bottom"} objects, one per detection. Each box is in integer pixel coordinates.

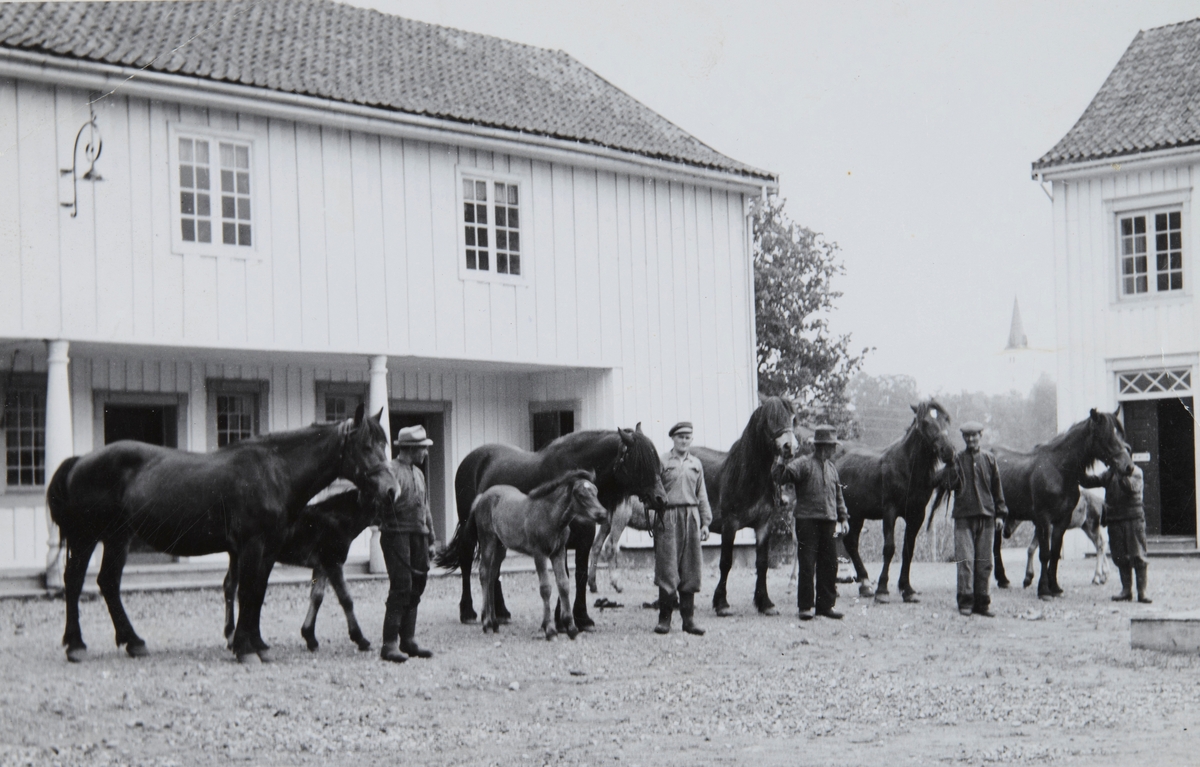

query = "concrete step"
[
  {"left": 1132, "top": 612, "right": 1200, "bottom": 653},
  {"left": 1147, "top": 536, "right": 1199, "bottom": 557}
]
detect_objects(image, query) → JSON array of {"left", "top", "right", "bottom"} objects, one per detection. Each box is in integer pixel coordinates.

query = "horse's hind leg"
[
  {"left": 1083, "top": 516, "right": 1108, "bottom": 585},
  {"left": 231, "top": 540, "right": 276, "bottom": 662},
  {"left": 458, "top": 523, "right": 479, "bottom": 624},
  {"left": 326, "top": 562, "right": 370, "bottom": 651},
  {"left": 994, "top": 524, "right": 1011, "bottom": 588},
  {"left": 606, "top": 500, "right": 633, "bottom": 593},
  {"left": 300, "top": 567, "right": 328, "bottom": 652},
  {"left": 572, "top": 524, "right": 596, "bottom": 630},
  {"left": 874, "top": 515, "right": 898, "bottom": 604},
  {"left": 587, "top": 522, "right": 607, "bottom": 594},
  {"left": 536, "top": 555, "right": 559, "bottom": 640},
  {"left": 1024, "top": 534, "right": 1038, "bottom": 590},
  {"left": 843, "top": 516, "right": 873, "bottom": 598},
  {"left": 712, "top": 523, "right": 735, "bottom": 617},
  {"left": 753, "top": 522, "right": 778, "bottom": 615},
  {"left": 1035, "top": 520, "right": 1054, "bottom": 600},
  {"left": 95, "top": 535, "right": 146, "bottom": 657},
  {"left": 1048, "top": 521, "right": 1067, "bottom": 596},
  {"left": 223, "top": 552, "right": 238, "bottom": 648},
  {"left": 62, "top": 538, "right": 98, "bottom": 662}
]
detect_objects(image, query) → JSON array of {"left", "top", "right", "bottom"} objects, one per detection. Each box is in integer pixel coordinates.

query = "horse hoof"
[
  {"left": 65, "top": 647, "right": 87, "bottom": 663},
  {"left": 497, "top": 615, "right": 512, "bottom": 626},
  {"left": 902, "top": 593, "right": 920, "bottom": 604},
  {"left": 575, "top": 616, "right": 596, "bottom": 631},
  {"left": 1038, "top": 595, "right": 1054, "bottom": 603},
  {"left": 761, "top": 606, "right": 780, "bottom": 616},
  {"left": 545, "top": 629, "right": 558, "bottom": 641},
  {"left": 588, "top": 581, "right": 598, "bottom": 594},
  {"left": 355, "top": 639, "right": 372, "bottom": 652},
  {"left": 714, "top": 606, "right": 734, "bottom": 618},
  {"left": 858, "top": 585, "right": 875, "bottom": 598},
  {"left": 996, "top": 580, "right": 1010, "bottom": 589},
  {"left": 567, "top": 627, "right": 579, "bottom": 640},
  {"left": 577, "top": 623, "right": 596, "bottom": 633},
  {"left": 256, "top": 649, "right": 275, "bottom": 663},
  {"left": 125, "top": 641, "right": 148, "bottom": 658},
  {"left": 237, "top": 651, "right": 262, "bottom": 665},
  {"left": 460, "top": 608, "right": 478, "bottom": 624},
  {"left": 874, "top": 594, "right": 890, "bottom": 605}
]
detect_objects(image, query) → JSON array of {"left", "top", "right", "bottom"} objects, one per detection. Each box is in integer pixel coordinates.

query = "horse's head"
[
  {"left": 615, "top": 423, "right": 667, "bottom": 511},
  {"left": 359, "top": 461, "right": 401, "bottom": 512},
  {"left": 339, "top": 404, "right": 396, "bottom": 503},
  {"left": 756, "top": 396, "right": 799, "bottom": 459},
  {"left": 567, "top": 472, "right": 608, "bottom": 525},
  {"left": 1090, "top": 407, "right": 1134, "bottom": 476},
  {"left": 911, "top": 399, "right": 956, "bottom": 464}
]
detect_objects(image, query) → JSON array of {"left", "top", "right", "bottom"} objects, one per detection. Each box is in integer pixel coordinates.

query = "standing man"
[
  {"left": 378, "top": 425, "right": 438, "bottom": 663},
  {"left": 948, "top": 421, "right": 1007, "bottom": 617},
  {"left": 653, "top": 422, "right": 711, "bottom": 636},
  {"left": 772, "top": 425, "right": 848, "bottom": 621},
  {"left": 1081, "top": 450, "right": 1150, "bottom": 603}
]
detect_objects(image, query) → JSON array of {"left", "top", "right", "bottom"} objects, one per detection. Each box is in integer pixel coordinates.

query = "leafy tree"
[
  {"left": 846, "top": 373, "right": 922, "bottom": 448},
  {"left": 754, "top": 195, "right": 869, "bottom": 435}
]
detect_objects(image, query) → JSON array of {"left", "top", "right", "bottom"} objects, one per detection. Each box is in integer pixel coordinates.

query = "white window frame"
[
  {"left": 2, "top": 373, "right": 46, "bottom": 492},
  {"left": 455, "top": 167, "right": 529, "bottom": 284},
  {"left": 167, "top": 123, "right": 269, "bottom": 259},
  {"left": 205, "top": 379, "right": 269, "bottom": 450},
  {"left": 1108, "top": 190, "right": 1190, "bottom": 303}
]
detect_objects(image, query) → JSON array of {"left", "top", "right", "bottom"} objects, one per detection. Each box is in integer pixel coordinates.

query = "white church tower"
[{"left": 999, "top": 297, "right": 1053, "bottom": 394}]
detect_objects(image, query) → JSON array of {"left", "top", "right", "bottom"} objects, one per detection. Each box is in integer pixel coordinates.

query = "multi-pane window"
[
  {"left": 4, "top": 384, "right": 45, "bottom": 487},
  {"left": 324, "top": 395, "right": 363, "bottom": 423},
  {"left": 178, "top": 136, "right": 252, "bottom": 248},
  {"left": 215, "top": 394, "right": 256, "bottom": 447},
  {"left": 1120, "top": 210, "right": 1182, "bottom": 296},
  {"left": 462, "top": 175, "right": 522, "bottom": 276}
]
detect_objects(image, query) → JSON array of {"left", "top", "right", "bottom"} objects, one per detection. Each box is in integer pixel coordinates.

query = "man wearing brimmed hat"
[
  {"left": 652, "top": 421, "right": 712, "bottom": 635},
  {"left": 948, "top": 421, "right": 1007, "bottom": 617},
  {"left": 378, "top": 425, "right": 438, "bottom": 662},
  {"left": 772, "top": 425, "right": 848, "bottom": 620}
]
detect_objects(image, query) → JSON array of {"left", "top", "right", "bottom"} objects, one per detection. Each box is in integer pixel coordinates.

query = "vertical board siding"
[{"left": 0, "top": 79, "right": 21, "bottom": 331}]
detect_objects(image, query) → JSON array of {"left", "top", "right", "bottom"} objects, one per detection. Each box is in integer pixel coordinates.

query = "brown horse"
[
  {"left": 440, "top": 470, "right": 608, "bottom": 640},
  {"left": 838, "top": 400, "right": 956, "bottom": 603}
]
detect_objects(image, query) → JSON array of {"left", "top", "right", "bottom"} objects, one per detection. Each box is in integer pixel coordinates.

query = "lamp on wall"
[{"left": 60, "top": 101, "right": 103, "bottom": 218}]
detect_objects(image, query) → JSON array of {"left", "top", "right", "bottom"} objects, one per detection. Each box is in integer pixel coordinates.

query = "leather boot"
[
  {"left": 679, "top": 592, "right": 705, "bottom": 636},
  {"left": 399, "top": 605, "right": 433, "bottom": 658},
  {"left": 654, "top": 588, "right": 673, "bottom": 634},
  {"left": 972, "top": 595, "right": 996, "bottom": 618},
  {"left": 380, "top": 606, "right": 407, "bottom": 662},
  {"left": 1135, "top": 564, "right": 1152, "bottom": 603},
  {"left": 1112, "top": 566, "right": 1133, "bottom": 601}
]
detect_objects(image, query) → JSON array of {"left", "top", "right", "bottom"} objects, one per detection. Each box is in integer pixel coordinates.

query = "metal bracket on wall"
[{"left": 60, "top": 102, "right": 103, "bottom": 218}]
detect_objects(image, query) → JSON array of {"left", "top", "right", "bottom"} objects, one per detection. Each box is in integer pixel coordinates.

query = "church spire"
[{"left": 1005, "top": 297, "right": 1028, "bottom": 350}]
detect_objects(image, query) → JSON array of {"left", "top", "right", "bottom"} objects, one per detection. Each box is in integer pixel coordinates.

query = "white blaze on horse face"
[{"left": 776, "top": 431, "right": 798, "bottom": 458}]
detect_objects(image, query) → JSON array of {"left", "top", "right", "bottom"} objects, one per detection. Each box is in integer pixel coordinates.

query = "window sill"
[
  {"left": 1111, "top": 292, "right": 1192, "bottom": 308},
  {"left": 459, "top": 270, "right": 528, "bottom": 286}
]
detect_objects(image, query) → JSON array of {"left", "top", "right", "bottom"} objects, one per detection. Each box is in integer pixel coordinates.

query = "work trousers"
[
  {"left": 1108, "top": 518, "right": 1149, "bottom": 569},
  {"left": 380, "top": 531, "right": 429, "bottom": 612},
  {"left": 795, "top": 518, "right": 838, "bottom": 612},
  {"left": 954, "top": 516, "right": 995, "bottom": 610},
  {"left": 654, "top": 506, "right": 703, "bottom": 599}
]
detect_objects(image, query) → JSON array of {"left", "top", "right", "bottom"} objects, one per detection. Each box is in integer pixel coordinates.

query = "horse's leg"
[
  {"left": 552, "top": 549, "right": 579, "bottom": 640},
  {"left": 1048, "top": 520, "right": 1067, "bottom": 596},
  {"left": 94, "top": 534, "right": 147, "bottom": 658},
  {"left": 494, "top": 574, "right": 512, "bottom": 624},
  {"left": 478, "top": 542, "right": 494, "bottom": 633},
  {"left": 326, "top": 562, "right": 371, "bottom": 651},
  {"left": 843, "top": 516, "right": 873, "bottom": 598},
  {"left": 1024, "top": 535, "right": 1038, "bottom": 590},
  {"left": 1082, "top": 515, "right": 1108, "bottom": 585},
  {"left": 572, "top": 523, "right": 596, "bottom": 631},
  {"left": 898, "top": 509, "right": 923, "bottom": 602},
  {"left": 535, "top": 555, "right": 558, "bottom": 641},
  {"left": 231, "top": 539, "right": 273, "bottom": 662},
  {"left": 1035, "top": 519, "right": 1054, "bottom": 600},
  {"left": 223, "top": 552, "right": 238, "bottom": 648},
  {"left": 874, "top": 514, "right": 897, "bottom": 604},
  {"left": 459, "top": 524, "right": 478, "bottom": 624},
  {"left": 605, "top": 499, "right": 633, "bottom": 593},
  {"left": 753, "top": 521, "right": 778, "bottom": 615},
  {"left": 587, "top": 520, "right": 608, "bottom": 594},
  {"left": 300, "top": 566, "right": 328, "bottom": 652},
  {"left": 994, "top": 523, "right": 1011, "bottom": 588},
  {"left": 712, "top": 522, "right": 735, "bottom": 617},
  {"left": 62, "top": 538, "right": 98, "bottom": 663}
]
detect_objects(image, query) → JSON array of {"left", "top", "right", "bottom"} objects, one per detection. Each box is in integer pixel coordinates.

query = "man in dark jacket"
[
  {"left": 1081, "top": 451, "right": 1150, "bottom": 603},
  {"left": 379, "top": 425, "right": 438, "bottom": 663},
  {"left": 772, "top": 425, "right": 849, "bottom": 621},
  {"left": 949, "top": 421, "right": 1007, "bottom": 617}
]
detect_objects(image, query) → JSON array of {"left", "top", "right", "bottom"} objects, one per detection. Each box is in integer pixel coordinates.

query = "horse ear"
[
  {"left": 353, "top": 402, "right": 366, "bottom": 426},
  {"left": 910, "top": 404, "right": 918, "bottom": 414},
  {"left": 1090, "top": 407, "right": 1100, "bottom": 421},
  {"left": 618, "top": 427, "right": 634, "bottom": 446},
  {"left": 373, "top": 407, "right": 385, "bottom": 425},
  {"left": 635, "top": 422, "right": 643, "bottom": 434}
]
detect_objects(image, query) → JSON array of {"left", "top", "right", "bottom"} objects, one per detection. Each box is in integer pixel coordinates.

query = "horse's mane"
[
  {"left": 616, "top": 429, "right": 661, "bottom": 483},
  {"left": 721, "top": 396, "right": 794, "bottom": 506},
  {"left": 528, "top": 469, "right": 596, "bottom": 500},
  {"left": 878, "top": 398, "right": 950, "bottom": 458},
  {"left": 219, "top": 420, "right": 343, "bottom": 452},
  {"left": 542, "top": 428, "right": 660, "bottom": 487},
  {"left": 1029, "top": 410, "right": 1122, "bottom": 454}
]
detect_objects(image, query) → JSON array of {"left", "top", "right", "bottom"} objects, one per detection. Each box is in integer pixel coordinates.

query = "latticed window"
[
  {"left": 1120, "top": 210, "right": 1182, "bottom": 296},
  {"left": 176, "top": 134, "right": 252, "bottom": 249},
  {"left": 1117, "top": 368, "right": 1192, "bottom": 397},
  {"left": 4, "top": 384, "right": 45, "bottom": 487},
  {"left": 462, "top": 175, "right": 522, "bottom": 277},
  {"left": 215, "top": 394, "right": 256, "bottom": 447}
]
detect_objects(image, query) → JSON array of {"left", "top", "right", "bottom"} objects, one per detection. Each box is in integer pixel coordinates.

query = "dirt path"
[{"left": 1, "top": 557, "right": 1197, "bottom": 766}]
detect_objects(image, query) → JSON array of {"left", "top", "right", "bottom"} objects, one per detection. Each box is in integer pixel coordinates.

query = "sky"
[{"left": 363, "top": 0, "right": 1200, "bottom": 396}]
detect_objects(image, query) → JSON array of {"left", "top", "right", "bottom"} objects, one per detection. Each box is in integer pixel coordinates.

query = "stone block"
[{"left": 1131, "top": 613, "right": 1200, "bottom": 653}]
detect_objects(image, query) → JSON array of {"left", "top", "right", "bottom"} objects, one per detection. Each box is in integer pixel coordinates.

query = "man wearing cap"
[
  {"left": 652, "top": 422, "right": 712, "bottom": 635},
  {"left": 378, "top": 425, "right": 438, "bottom": 662},
  {"left": 772, "top": 425, "right": 849, "bottom": 620},
  {"left": 948, "top": 421, "right": 1007, "bottom": 617},
  {"left": 1080, "top": 448, "right": 1150, "bottom": 603}
]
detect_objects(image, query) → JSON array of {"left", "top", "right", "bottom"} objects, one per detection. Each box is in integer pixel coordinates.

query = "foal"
[{"left": 445, "top": 470, "right": 607, "bottom": 640}]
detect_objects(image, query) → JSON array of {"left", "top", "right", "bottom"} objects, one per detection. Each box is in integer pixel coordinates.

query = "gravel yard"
[{"left": 1, "top": 557, "right": 1198, "bottom": 767}]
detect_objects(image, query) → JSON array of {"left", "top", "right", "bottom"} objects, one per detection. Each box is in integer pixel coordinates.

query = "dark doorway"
[
  {"left": 1122, "top": 397, "right": 1196, "bottom": 537},
  {"left": 532, "top": 410, "right": 574, "bottom": 452},
  {"left": 390, "top": 410, "right": 446, "bottom": 542},
  {"left": 104, "top": 404, "right": 178, "bottom": 562}
]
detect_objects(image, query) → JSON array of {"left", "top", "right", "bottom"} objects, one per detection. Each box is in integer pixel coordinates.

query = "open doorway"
[
  {"left": 390, "top": 407, "right": 447, "bottom": 542},
  {"left": 103, "top": 402, "right": 179, "bottom": 563},
  {"left": 1122, "top": 396, "right": 1196, "bottom": 538}
]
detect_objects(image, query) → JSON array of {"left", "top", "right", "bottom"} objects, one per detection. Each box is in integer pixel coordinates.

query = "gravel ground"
[{"left": 1, "top": 557, "right": 1198, "bottom": 767}]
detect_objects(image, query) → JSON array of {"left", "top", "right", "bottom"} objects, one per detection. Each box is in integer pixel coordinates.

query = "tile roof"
[
  {"left": 0, "top": 0, "right": 772, "bottom": 181},
  {"left": 1035, "top": 18, "right": 1200, "bottom": 171}
]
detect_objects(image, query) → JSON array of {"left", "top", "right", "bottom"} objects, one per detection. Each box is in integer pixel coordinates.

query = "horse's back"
[
  {"left": 455, "top": 444, "right": 541, "bottom": 519},
  {"left": 473, "top": 485, "right": 534, "bottom": 551},
  {"left": 836, "top": 448, "right": 886, "bottom": 518}
]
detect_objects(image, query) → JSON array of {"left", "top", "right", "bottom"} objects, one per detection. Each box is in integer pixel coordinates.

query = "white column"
[
  {"left": 367, "top": 355, "right": 391, "bottom": 573},
  {"left": 43, "top": 340, "right": 73, "bottom": 590}
]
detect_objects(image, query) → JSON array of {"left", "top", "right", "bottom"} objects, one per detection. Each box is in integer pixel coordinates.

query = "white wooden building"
[
  {"left": 1033, "top": 19, "right": 1199, "bottom": 549},
  {"left": 0, "top": 0, "right": 776, "bottom": 579}
]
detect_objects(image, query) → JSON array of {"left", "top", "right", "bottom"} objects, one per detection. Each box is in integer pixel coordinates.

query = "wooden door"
[{"left": 1121, "top": 400, "right": 1161, "bottom": 534}]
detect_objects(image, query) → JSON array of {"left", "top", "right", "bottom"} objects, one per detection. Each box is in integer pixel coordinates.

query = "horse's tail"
[
  {"left": 46, "top": 456, "right": 80, "bottom": 540},
  {"left": 434, "top": 498, "right": 480, "bottom": 572},
  {"left": 926, "top": 482, "right": 954, "bottom": 533}
]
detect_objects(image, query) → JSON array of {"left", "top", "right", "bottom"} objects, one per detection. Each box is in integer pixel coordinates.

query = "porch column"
[
  {"left": 367, "top": 355, "right": 391, "bottom": 574},
  {"left": 43, "top": 339, "right": 73, "bottom": 591}
]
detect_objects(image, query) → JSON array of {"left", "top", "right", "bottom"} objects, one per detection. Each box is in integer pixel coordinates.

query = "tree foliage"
[{"left": 754, "top": 195, "right": 869, "bottom": 435}]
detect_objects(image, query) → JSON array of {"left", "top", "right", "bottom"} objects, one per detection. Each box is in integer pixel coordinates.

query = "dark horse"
[
  {"left": 700, "top": 395, "right": 799, "bottom": 617},
  {"left": 47, "top": 405, "right": 394, "bottom": 663},
  {"left": 448, "top": 426, "right": 667, "bottom": 629},
  {"left": 991, "top": 409, "right": 1131, "bottom": 600},
  {"left": 838, "top": 400, "right": 956, "bottom": 604}
]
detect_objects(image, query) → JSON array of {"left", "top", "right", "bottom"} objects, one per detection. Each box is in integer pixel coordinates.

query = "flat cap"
[
  {"left": 668, "top": 421, "right": 694, "bottom": 437},
  {"left": 960, "top": 421, "right": 985, "bottom": 435}
]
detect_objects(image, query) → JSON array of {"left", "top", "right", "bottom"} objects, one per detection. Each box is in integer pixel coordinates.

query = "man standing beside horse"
[
  {"left": 652, "top": 422, "right": 711, "bottom": 636},
  {"left": 948, "top": 422, "right": 1007, "bottom": 617},
  {"left": 379, "top": 425, "right": 439, "bottom": 663},
  {"left": 1081, "top": 451, "right": 1150, "bottom": 603},
  {"left": 772, "top": 425, "right": 849, "bottom": 621}
]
